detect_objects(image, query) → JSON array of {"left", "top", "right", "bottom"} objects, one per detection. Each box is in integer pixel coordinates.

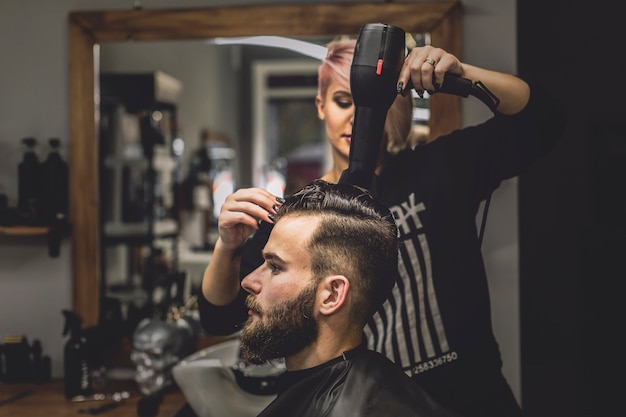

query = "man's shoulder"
[
  {"left": 330, "top": 349, "right": 461, "bottom": 417},
  {"left": 347, "top": 348, "right": 416, "bottom": 386}
]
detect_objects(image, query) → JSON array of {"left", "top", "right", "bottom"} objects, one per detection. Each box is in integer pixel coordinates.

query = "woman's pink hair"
[{"left": 318, "top": 39, "right": 413, "bottom": 154}]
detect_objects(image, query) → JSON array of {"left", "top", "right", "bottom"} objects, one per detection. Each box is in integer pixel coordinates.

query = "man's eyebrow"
[{"left": 262, "top": 251, "right": 285, "bottom": 264}]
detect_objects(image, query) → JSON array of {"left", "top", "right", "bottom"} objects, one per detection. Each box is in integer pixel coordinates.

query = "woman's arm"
[
  {"left": 202, "top": 187, "right": 282, "bottom": 306},
  {"left": 398, "top": 46, "right": 530, "bottom": 115}
]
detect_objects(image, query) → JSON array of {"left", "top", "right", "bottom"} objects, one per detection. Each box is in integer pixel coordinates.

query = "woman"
[{"left": 199, "top": 38, "right": 566, "bottom": 417}]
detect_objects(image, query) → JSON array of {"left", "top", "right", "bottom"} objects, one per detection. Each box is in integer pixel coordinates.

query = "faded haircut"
[{"left": 276, "top": 180, "right": 399, "bottom": 325}]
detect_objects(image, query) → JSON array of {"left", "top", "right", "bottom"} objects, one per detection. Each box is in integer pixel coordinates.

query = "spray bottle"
[
  {"left": 17, "top": 137, "right": 41, "bottom": 220},
  {"left": 62, "top": 310, "right": 92, "bottom": 399},
  {"left": 40, "top": 138, "right": 69, "bottom": 225}
]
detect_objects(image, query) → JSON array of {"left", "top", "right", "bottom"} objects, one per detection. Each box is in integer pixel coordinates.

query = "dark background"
[{"left": 518, "top": 1, "right": 619, "bottom": 416}]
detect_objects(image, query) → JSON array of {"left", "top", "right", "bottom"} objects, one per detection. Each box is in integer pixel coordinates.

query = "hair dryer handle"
[
  {"left": 433, "top": 72, "right": 500, "bottom": 112},
  {"left": 434, "top": 73, "right": 472, "bottom": 97}
]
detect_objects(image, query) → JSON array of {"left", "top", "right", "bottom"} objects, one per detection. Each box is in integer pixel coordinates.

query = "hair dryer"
[
  {"left": 340, "top": 23, "right": 500, "bottom": 191},
  {"left": 340, "top": 23, "right": 406, "bottom": 190}
]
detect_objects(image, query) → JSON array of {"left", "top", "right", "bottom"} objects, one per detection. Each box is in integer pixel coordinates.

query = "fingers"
[
  {"left": 397, "top": 46, "right": 460, "bottom": 96},
  {"left": 217, "top": 188, "right": 284, "bottom": 248},
  {"left": 220, "top": 187, "right": 283, "bottom": 227},
  {"left": 224, "top": 188, "right": 281, "bottom": 214}
]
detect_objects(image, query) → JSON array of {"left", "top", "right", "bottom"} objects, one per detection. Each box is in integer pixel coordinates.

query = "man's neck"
[{"left": 284, "top": 333, "right": 362, "bottom": 371}]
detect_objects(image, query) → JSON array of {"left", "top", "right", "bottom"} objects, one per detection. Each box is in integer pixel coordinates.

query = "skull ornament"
[{"left": 131, "top": 317, "right": 194, "bottom": 395}]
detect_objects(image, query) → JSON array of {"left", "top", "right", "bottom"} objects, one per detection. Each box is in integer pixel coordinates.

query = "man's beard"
[{"left": 240, "top": 284, "right": 318, "bottom": 364}]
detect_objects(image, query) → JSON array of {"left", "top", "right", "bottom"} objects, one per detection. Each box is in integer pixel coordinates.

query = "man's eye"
[{"left": 267, "top": 262, "right": 281, "bottom": 273}]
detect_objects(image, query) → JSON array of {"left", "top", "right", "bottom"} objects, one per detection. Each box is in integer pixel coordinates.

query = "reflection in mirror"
[
  {"left": 100, "top": 34, "right": 431, "bottom": 191},
  {"left": 69, "top": 1, "right": 463, "bottom": 328},
  {"left": 97, "top": 34, "right": 432, "bottom": 323}
]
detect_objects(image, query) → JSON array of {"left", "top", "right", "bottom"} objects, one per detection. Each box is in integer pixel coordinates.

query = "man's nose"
[{"left": 241, "top": 264, "right": 263, "bottom": 295}]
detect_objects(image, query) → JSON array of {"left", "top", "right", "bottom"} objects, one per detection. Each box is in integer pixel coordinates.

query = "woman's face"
[{"left": 315, "top": 78, "right": 354, "bottom": 163}]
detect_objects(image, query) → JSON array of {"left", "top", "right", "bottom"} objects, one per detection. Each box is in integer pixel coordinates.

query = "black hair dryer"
[
  {"left": 340, "top": 23, "right": 499, "bottom": 191},
  {"left": 340, "top": 23, "right": 406, "bottom": 190}
]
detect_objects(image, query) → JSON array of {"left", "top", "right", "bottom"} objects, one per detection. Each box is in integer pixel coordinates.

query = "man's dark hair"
[{"left": 277, "top": 180, "right": 399, "bottom": 324}]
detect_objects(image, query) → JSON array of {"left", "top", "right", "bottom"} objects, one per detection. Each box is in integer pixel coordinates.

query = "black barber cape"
[{"left": 257, "top": 344, "right": 462, "bottom": 417}]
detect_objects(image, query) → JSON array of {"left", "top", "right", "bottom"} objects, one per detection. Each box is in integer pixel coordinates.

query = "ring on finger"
[{"left": 424, "top": 57, "right": 436, "bottom": 66}]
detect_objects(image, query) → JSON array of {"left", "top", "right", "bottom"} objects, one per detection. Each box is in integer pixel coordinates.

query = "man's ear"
[{"left": 318, "top": 275, "right": 349, "bottom": 316}]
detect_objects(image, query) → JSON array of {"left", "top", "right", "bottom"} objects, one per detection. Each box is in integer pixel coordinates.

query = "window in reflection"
[{"left": 252, "top": 60, "right": 326, "bottom": 196}]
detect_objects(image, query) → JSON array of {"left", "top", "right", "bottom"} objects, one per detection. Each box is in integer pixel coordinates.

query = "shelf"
[
  {"left": 0, "top": 224, "right": 66, "bottom": 258},
  {"left": 104, "top": 219, "right": 178, "bottom": 236},
  {"left": 103, "top": 219, "right": 178, "bottom": 245},
  {"left": 0, "top": 226, "right": 50, "bottom": 236},
  {"left": 0, "top": 379, "right": 187, "bottom": 417}
]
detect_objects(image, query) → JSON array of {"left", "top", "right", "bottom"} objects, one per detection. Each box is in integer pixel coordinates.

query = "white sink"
[{"left": 172, "top": 338, "right": 284, "bottom": 417}]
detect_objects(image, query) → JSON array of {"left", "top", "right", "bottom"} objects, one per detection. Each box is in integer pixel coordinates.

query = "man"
[{"left": 237, "top": 180, "right": 460, "bottom": 417}]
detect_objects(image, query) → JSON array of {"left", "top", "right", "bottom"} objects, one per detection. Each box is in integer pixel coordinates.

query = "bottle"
[
  {"left": 17, "top": 137, "right": 41, "bottom": 220},
  {"left": 40, "top": 138, "right": 69, "bottom": 225},
  {"left": 62, "top": 310, "right": 92, "bottom": 399}
]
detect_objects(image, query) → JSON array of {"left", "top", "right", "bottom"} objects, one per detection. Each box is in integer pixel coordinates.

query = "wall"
[
  {"left": 517, "top": 1, "right": 616, "bottom": 415},
  {"left": 0, "top": 0, "right": 519, "bottom": 402}
]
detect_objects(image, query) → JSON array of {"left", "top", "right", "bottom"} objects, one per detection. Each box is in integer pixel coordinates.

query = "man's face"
[{"left": 240, "top": 216, "right": 320, "bottom": 364}]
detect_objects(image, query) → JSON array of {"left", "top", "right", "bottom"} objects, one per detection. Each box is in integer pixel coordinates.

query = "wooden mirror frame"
[{"left": 69, "top": 1, "right": 462, "bottom": 327}]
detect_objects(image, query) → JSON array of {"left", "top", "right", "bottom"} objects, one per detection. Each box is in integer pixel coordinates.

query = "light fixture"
[{"left": 208, "top": 36, "right": 328, "bottom": 60}]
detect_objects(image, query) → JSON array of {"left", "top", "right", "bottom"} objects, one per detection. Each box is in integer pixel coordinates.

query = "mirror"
[
  {"left": 69, "top": 1, "right": 462, "bottom": 327},
  {"left": 97, "top": 40, "right": 329, "bottom": 318}
]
